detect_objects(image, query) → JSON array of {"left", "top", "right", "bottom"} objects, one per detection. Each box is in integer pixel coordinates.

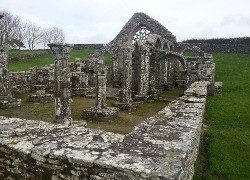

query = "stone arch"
[{"left": 154, "top": 53, "right": 186, "bottom": 89}]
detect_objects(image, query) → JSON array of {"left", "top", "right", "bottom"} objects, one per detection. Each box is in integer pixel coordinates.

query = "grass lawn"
[
  {"left": 193, "top": 53, "right": 250, "bottom": 179},
  {"left": 9, "top": 49, "right": 97, "bottom": 72}
]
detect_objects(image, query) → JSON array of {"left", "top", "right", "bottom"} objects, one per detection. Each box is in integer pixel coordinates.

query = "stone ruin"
[
  {"left": 0, "top": 12, "right": 223, "bottom": 179},
  {"left": 0, "top": 47, "right": 21, "bottom": 108}
]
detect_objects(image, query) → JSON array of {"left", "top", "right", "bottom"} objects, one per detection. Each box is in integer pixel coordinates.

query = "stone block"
[{"left": 82, "top": 107, "right": 119, "bottom": 121}]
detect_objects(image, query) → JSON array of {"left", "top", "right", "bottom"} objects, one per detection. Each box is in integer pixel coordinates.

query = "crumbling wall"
[
  {"left": 10, "top": 62, "right": 89, "bottom": 94},
  {"left": 186, "top": 54, "right": 215, "bottom": 86},
  {"left": 0, "top": 81, "right": 209, "bottom": 179},
  {"left": 73, "top": 44, "right": 103, "bottom": 50}
]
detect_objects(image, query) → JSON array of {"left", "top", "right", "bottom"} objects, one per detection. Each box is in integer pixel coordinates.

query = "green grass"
[
  {"left": 193, "top": 53, "right": 250, "bottom": 180},
  {"left": 183, "top": 50, "right": 195, "bottom": 57},
  {"left": 104, "top": 53, "right": 112, "bottom": 66},
  {"left": 9, "top": 49, "right": 97, "bottom": 72},
  {"left": 70, "top": 49, "right": 96, "bottom": 62},
  {"left": 8, "top": 49, "right": 46, "bottom": 59}
]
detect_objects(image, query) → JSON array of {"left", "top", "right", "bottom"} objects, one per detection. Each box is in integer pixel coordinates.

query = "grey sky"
[{"left": 1, "top": 0, "right": 250, "bottom": 44}]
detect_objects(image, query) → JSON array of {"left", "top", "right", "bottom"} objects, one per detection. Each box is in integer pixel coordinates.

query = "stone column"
[
  {"left": 96, "top": 70, "right": 107, "bottom": 109},
  {"left": 120, "top": 46, "right": 133, "bottom": 103},
  {"left": 48, "top": 43, "right": 73, "bottom": 125},
  {"left": 0, "top": 47, "right": 21, "bottom": 108},
  {"left": 82, "top": 68, "right": 118, "bottom": 122},
  {"left": 148, "top": 54, "right": 157, "bottom": 98},
  {"left": 136, "top": 43, "right": 151, "bottom": 100},
  {"left": 113, "top": 46, "right": 138, "bottom": 110}
]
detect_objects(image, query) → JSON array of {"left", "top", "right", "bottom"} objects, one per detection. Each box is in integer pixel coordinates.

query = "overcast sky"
[{"left": 1, "top": 0, "right": 250, "bottom": 44}]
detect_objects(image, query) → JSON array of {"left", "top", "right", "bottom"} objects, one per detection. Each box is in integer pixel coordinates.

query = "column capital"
[{"left": 48, "top": 43, "right": 73, "bottom": 54}]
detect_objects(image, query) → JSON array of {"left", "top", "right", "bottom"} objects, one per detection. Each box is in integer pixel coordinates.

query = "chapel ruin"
[{"left": 0, "top": 12, "right": 223, "bottom": 179}]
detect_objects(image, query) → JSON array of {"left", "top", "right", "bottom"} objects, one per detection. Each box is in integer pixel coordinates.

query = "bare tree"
[
  {"left": 25, "top": 21, "right": 42, "bottom": 55},
  {"left": 51, "top": 27, "right": 65, "bottom": 43},
  {"left": 0, "top": 11, "right": 22, "bottom": 48},
  {"left": 41, "top": 26, "right": 65, "bottom": 49},
  {"left": 41, "top": 28, "right": 53, "bottom": 49},
  {"left": 15, "top": 21, "right": 27, "bottom": 49}
]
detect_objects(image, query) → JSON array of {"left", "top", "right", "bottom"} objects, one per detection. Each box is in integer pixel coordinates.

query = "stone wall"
[
  {"left": 185, "top": 43, "right": 250, "bottom": 54},
  {"left": 0, "top": 81, "right": 209, "bottom": 179},
  {"left": 181, "top": 37, "right": 250, "bottom": 54},
  {"left": 73, "top": 44, "right": 104, "bottom": 50},
  {"left": 186, "top": 54, "right": 215, "bottom": 87},
  {"left": 10, "top": 62, "right": 89, "bottom": 94}
]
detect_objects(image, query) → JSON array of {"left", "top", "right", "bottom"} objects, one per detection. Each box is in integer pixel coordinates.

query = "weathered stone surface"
[
  {"left": 0, "top": 47, "right": 21, "bottom": 109},
  {"left": 27, "top": 90, "right": 53, "bottom": 103},
  {"left": 49, "top": 43, "right": 73, "bottom": 125},
  {"left": 83, "top": 70, "right": 119, "bottom": 121},
  {"left": 0, "top": 81, "right": 208, "bottom": 179},
  {"left": 207, "top": 82, "right": 223, "bottom": 96},
  {"left": 82, "top": 107, "right": 119, "bottom": 122}
]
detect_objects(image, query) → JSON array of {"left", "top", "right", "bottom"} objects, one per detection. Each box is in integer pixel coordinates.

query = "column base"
[
  {"left": 0, "top": 96, "right": 21, "bottom": 109},
  {"left": 82, "top": 107, "right": 119, "bottom": 122}
]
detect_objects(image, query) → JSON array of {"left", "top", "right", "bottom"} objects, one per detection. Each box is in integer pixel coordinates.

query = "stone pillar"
[
  {"left": 148, "top": 55, "right": 158, "bottom": 98},
  {"left": 48, "top": 43, "right": 73, "bottom": 125},
  {"left": 120, "top": 47, "right": 133, "bottom": 103},
  {"left": 135, "top": 43, "right": 151, "bottom": 100},
  {"left": 82, "top": 69, "right": 118, "bottom": 122},
  {"left": 112, "top": 46, "right": 138, "bottom": 110},
  {"left": 0, "top": 47, "right": 21, "bottom": 108},
  {"left": 95, "top": 70, "right": 107, "bottom": 109}
]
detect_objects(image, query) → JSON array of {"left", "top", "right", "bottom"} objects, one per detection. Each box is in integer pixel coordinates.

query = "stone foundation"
[
  {"left": 0, "top": 96, "right": 21, "bottom": 109},
  {"left": 27, "top": 90, "right": 53, "bottom": 103},
  {"left": 82, "top": 107, "right": 119, "bottom": 121},
  {"left": 0, "top": 81, "right": 210, "bottom": 179}
]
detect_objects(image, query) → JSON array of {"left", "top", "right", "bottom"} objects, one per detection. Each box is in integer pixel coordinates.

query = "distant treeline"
[{"left": 183, "top": 37, "right": 250, "bottom": 45}]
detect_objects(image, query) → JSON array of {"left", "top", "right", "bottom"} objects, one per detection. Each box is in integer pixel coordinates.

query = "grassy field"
[
  {"left": 193, "top": 53, "right": 250, "bottom": 179},
  {"left": 9, "top": 49, "right": 96, "bottom": 72}
]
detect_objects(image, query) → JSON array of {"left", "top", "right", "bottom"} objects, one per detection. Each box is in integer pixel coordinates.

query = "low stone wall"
[
  {"left": 184, "top": 43, "right": 250, "bottom": 54},
  {"left": 9, "top": 50, "right": 51, "bottom": 61},
  {"left": 0, "top": 81, "right": 209, "bottom": 179},
  {"left": 73, "top": 44, "right": 104, "bottom": 50}
]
